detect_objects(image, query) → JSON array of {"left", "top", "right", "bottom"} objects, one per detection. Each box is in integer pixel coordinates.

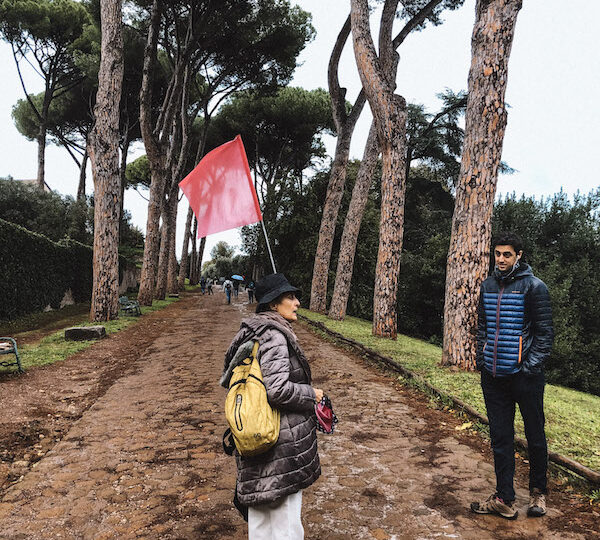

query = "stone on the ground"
[
  {"left": 65, "top": 326, "right": 106, "bottom": 341},
  {"left": 168, "top": 293, "right": 180, "bottom": 298}
]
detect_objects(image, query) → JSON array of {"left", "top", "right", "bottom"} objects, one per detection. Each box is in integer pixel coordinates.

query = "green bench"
[
  {"left": 118, "top": 296, "right": 141, "bottom": 316},
  {"left": 0, "top": 337, "right": 24, "bottom": 373}
]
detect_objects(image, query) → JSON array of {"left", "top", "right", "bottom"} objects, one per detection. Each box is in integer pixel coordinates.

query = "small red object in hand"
[{"left": 315, "top": 396, "right": 338, "bottom": 434}]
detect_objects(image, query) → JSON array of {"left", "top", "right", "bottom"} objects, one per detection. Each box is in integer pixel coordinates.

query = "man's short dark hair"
[{"left": 492, "top": 231, "right": 523, "bottom": 254}]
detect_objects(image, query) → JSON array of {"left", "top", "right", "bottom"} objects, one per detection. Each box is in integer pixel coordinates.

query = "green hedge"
[{"left": 0, "top": 218, "right": 128, "bottom": 320}]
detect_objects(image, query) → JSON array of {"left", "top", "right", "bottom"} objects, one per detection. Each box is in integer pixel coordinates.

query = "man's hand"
[{"left": 313, "top": 387, "right": 324, "bottom": 403}]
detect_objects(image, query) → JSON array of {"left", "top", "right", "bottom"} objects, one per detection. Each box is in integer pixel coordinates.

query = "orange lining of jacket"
[{"left": 518, "top": 336, "right": 523, "bottom": 363}]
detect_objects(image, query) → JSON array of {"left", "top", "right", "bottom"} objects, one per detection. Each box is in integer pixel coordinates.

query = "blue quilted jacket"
[{"left": 476, "top": 263, "right": 553, "bottom": 376}]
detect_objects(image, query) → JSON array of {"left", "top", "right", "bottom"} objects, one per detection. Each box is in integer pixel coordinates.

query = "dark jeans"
[
  {"left": 248, "top": 290, "right": 254, "bottom": 303},
  {"left": 225, "top": 289, "right": 231, "bottom": 304},
  {"left": 481, "top": 369, "right": 548, "bottom": 502}
]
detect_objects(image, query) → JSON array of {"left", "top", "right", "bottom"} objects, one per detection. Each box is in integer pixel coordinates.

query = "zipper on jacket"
[{"left": 493, "top": 286, "right": 505, "bottom": 377}]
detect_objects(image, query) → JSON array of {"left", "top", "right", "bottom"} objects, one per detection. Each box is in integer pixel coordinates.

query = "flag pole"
[{"left": 260, "top": 220, "right": 277, "bottom": 274}]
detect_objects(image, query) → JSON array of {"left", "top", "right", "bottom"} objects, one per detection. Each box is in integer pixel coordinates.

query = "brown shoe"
[
  {"left": 471, "top": 493, "right": 518, "bottom": 520},
  {"left": 527, "top": 488, "right": 546, "bottom": 517}
]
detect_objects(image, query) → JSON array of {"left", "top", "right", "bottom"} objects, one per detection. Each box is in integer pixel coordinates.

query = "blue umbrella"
[{"left": 231, "top": 275, "right": 244, "bottom": 281}]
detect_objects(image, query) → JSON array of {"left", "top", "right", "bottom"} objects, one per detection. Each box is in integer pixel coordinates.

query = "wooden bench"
[{"left": 0, "top": 337, "right": 24, "bottom": 373}]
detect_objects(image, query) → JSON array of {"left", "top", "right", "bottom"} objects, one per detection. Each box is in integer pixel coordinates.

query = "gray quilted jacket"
[{"left": 221, "top": 311, "right": 321, "bottom": 506}]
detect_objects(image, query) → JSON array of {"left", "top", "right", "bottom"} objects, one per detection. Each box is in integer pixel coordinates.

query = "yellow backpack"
[{"left": 224, "top": 341, "right": 280, "bottom": 457}]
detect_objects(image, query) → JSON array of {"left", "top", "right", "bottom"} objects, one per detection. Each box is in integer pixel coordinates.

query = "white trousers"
[{"left": 247, "top": 490, "right": 304, "bottom": 540}]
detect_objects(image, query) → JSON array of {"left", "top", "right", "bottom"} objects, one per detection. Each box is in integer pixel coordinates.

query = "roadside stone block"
[{"left": 65, "top": 326, "right": 106, "bottom": 341}]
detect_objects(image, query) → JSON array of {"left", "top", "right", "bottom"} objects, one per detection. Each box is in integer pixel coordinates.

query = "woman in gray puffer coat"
[{"left": 221, "top": 273, "right": 324, "bottom": 540}]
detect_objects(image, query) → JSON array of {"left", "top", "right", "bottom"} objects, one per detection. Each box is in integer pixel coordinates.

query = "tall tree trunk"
[
  {"left": 352, "top": 0, "right": 407, "bottom": 339},
  {"left": 137, "top": 0, "right": 166, "bottom": 305},
  {"left": 89, "top": 0, "right": 124, "bottom": 322},
  {"left": 155, "top": 194, "right": 177, "bottom": 300},
  {"left": 189, "top": 217, "right": 198, "bottom": 285},
  {"left": 329, "top": 122, "right": 379, "bottom": 320},
  {"left": 442, "top": 0, "right": 523, "bottom": 369},
  {"left": 36, "top": 121, "right": 48, "bottom": 190},
  {"left": 166, "top": 197, "right": 179, "bottom": 295},
  {"left": 196, "top": 236, "right": 206, "bottom": 280},
  {"left": 310, "top": 15, "right": 366, "bottom": 313},
  {"left": 77, "top": 147, "right": 88, "bottom": 201},
  {"left": 118, "top": 134, "right": 131, "bottom": 242},
  {"left": 177, "top": 205, "right": 194, "bottom": 290},
  {"left": 323, "top": 0, "right": 445, "bottom": 321}
]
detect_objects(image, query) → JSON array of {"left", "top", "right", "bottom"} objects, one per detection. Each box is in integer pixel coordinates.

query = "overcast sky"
[{"left": 1, "top": 0, "right": 599, "bottom": 257}]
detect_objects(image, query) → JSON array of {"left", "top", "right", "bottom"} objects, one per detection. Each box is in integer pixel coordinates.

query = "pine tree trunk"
[
  {"left": 309, "top": 14, "right": 366, "bottom": 314},
  {"left": 177, "top": 205, "right": 194, "bottom": 290},
  {"left": 77, "top": 148, "right": 88, "bottom": 201},
  {"left": 189, "top": 217, "right": 198, "bottom": 285},
  {"left": 118, "top": 135, "right": 130, "bottom": 242},
  {"left": 89, "top": 0, "right": 124, "bottom": 322},
  {"left": 351, "top": 0, "right": 407, "bottom": 339},
  {"left": 166, "top": 197, "right": 179, "bottom": 295},
  {"left": 137, "top": 0, "right": 166, "bottom": 306},
  {"left": 329, "top": 122, "right": 379, "bottom": 320},
  {"left": 36, "top": 121, "right": 47, "bottom": 190},
  {"left": 309, "top": 134, "right": 352, "bottom": 312},
  {"left": 197, "top": 236, "right": 206, "bottom": 279},
  {"left": 155, "top": 194, "right": 176, "bottom": 300},
  {"left": 442, "top": 0, "right": 523, "bottom": 369}
]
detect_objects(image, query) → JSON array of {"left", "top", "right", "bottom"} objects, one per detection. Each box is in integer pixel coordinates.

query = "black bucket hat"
[{"left": 255, "top": 273, "right": 301, "bottom": 306}]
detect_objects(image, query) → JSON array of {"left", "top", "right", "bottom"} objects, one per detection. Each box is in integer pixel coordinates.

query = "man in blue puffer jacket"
[{"left": 471, "top": 232, "right": 553, "bottom": 520}]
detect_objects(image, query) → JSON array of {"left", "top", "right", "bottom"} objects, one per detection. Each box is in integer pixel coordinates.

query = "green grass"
[
  {"left": 299, "top": 308, "right": 600, "bottom": 472},
  {"left": 0, "top": 303, "right": 91, "bottom": 336},
  {"left": 2, "top": 297, "right": 179, "bottom": 372}
]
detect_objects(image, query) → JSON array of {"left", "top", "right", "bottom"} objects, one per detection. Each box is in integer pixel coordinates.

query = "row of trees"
[
  {"left": 1, "top": 0, "right": 316, "bottom": 321},
  {"left": 305, "top": 0, "right": 524, "bottom": 374}
]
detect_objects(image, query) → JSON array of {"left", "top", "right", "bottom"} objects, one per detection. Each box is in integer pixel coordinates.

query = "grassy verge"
[
  {"left": 299, "top": 309, "right": 600, "bottom": 474},
  {"left": 0, "top": 303, "right": 91, "bottom": 336},
  {"left": 2, "top": 297, "right": 179, "bottom": 372}
]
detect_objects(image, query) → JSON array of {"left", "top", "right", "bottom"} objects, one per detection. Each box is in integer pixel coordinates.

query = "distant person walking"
[
  {"left": 223, "top": 279, "right": 233, "bottom": 304},
  {"left": 200, "top": 276, "right": 207, "bottom": 295},
  {"left": 221, "top": 273, "right": 324, "bottom": 539},
  {"left": 233, "top": 279, "right": 240, "bottom": 298},
  {"left": 206, "top": 278, "right": 214, "bottom": 295},
  {"left": 246, "top": 281, "right": 255, "bottom": 304},
  {"left": 471, "top": 232, "right": 553, "bottom": 520}
]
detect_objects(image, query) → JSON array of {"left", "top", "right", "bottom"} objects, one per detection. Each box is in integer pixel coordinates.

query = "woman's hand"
[{"left": 313, "top": 387, "right": 324, "bottom": 403}]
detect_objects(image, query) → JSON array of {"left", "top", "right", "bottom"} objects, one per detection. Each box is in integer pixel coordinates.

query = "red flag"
[{"left": 179, "top": 135, "right": 262, "bottom": 238}]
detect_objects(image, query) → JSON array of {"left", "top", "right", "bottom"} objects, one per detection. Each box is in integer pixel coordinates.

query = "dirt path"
[{"left": 0, "top": 291, "right": 597, "bottom": 539}]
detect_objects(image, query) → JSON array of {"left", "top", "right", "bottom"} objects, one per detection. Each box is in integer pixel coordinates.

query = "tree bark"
[
  {"left": 36, "top": 121, "right": 47, "bottom": 190},
  {"left": 77, "top": 147, "right": 88, "bottom": 201},
  {"left": 177, "top": 205, "right": 194, "bottom": 290},
  {"left": 352, "top": 0, "right": 407, "bottom": 339},
  {"left": 189, "top": 217, "right": 198, "bottom": 285},
  {"left": 89, "top": 0, "right": 124, "bottom": 322},
  {"left": 155, "top": 193, "right": 177, "bottom": 300},
  {"left": 328, "top": 0, "right": 444, "bottom": 322},
  {"left": 118, "top": 133, "right": 131, "bottom": 241},
  {"left": 329, "top": 122, "right": 379, "bottom": 320},
  {"left": 442, "top": 0, "right": 523, "bottom": 369},
  {"left": 309, "top": 14, "right": 367, "bottom": 313},
  {"left": 196, "top": 236, "right": 206, "bottom": 280},
  {"left": 137, "top": 0, "right": 166, "bottom": 305},
  {"left": 166, "top": 196, "right": 179, "bottom": 295}
]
